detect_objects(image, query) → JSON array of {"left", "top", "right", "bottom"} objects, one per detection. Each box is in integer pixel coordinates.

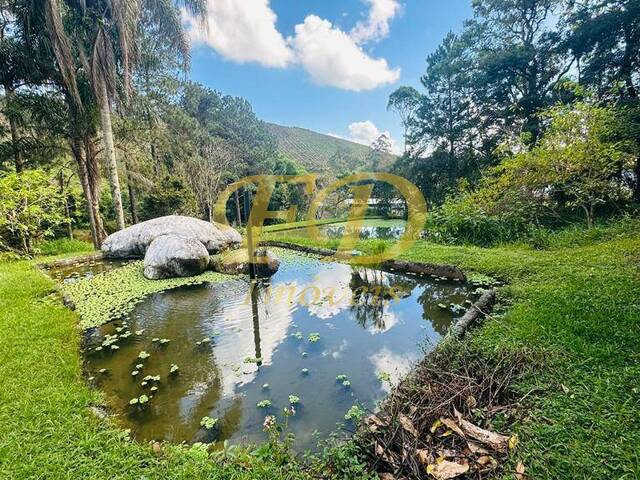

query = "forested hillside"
[{"left": 266, "top": 123, "right": 396, "bottom": 177}]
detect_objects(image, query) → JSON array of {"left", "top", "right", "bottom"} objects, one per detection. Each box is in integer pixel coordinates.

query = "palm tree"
[{"left": 43, "top": 0, "right": 206, "bottom": 231}]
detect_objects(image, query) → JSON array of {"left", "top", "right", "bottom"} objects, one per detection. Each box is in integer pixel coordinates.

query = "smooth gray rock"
[
  {"left": 143, "top": 234, "right": 210, "bottom": 280},
  {"left": 210, "top": 248, "right": 280, "bottom": 277},
  {"left": 102, "top": 215, "right": 241, "bottom": 258}
]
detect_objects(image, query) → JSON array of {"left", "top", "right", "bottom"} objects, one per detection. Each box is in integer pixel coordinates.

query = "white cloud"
[
  {"left": 187, "top": 1, "right": 400, "bottom": 91},
  {"left": 185, "top": 0, "right": 293, "bottom": 68},
  {"left": 339, "top": 120, "right": 401, "bottom": 153},
  {"left": 350, "top": 0, "right": 401, "bottom": 43},
  {"left": 290, "top": 15, "right": 400, "bottom": 91}
]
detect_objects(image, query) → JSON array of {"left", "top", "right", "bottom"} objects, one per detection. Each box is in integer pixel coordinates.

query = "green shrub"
[{"left": 0, "top": 170, "right": 68, "bottom": 255}]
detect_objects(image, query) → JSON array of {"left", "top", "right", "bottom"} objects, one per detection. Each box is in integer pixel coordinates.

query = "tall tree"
[
  {"left": 412, "top": 32, "right": 478, "bottom": 159},
  {"left": 43, "top": 0, "right": 206, "bottom": 231},
  {"left": 464, "top": 0, "right": 571, "bottom": 144},
  {"left": 563, "top": 0, "right": 639, "bottom": 99},
  {"left": 387, "top": 86, "right": 420, "bottom": 154}
]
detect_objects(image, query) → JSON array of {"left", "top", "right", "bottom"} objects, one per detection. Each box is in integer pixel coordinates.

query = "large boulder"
[
  {"left": 210, "top": 248, "right": 280, "bottom": 277},
  {"left": 143, "top": 234, "right": 210, "bottom": 280},
  {"left": 102, "top": 215, "right": 241, "bottom": 258}
]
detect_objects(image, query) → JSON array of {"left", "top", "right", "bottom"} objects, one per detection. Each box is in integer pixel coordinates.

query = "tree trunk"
[
  {"left": 235, "top": 189, "right": 242, "bottom": 226},
  {"left": 123, "top": 160, "right": 138, "bottom": 224},
  {"left": 583, "top": 204, "right": 594, "bottom": 229},
  {"left": 98, "top": 80, "right": 126, "bottom": 231},
  {"left": 5, "top": 86, "right": 23, "bottom": 172},
  {"left": 59, "top": 170, "right": 73, "bottom": 239},
  {"left": 634, "top": 158, "right": 640, "bottom": 203},
  {"left": 85, "top": 136, "right": 108, "bottom": 241},
  {"left": 71, "top": 138, "right": 100, "bottom": 249}
]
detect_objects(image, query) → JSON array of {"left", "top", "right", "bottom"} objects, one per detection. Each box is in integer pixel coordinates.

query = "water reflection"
[{"left": 84, "top": 248, "right": 470, "bottom": 449}]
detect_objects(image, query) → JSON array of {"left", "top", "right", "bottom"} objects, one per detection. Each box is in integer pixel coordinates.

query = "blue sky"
[{"left": 187, "top": 0, "right": 473, "bottom": 152}]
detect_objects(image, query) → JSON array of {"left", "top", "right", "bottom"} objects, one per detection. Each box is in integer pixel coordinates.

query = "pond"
[
  {"left": 270, "top": 219, "right": 406, "bottom": 241},
  {"left": 46, "top": 257, "right": 131, "bottom": 284},
  {"left": 82, "top": 248, "right": 472, "bottom": 450}
]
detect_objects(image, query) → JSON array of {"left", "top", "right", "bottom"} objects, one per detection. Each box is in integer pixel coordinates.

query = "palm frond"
[
  {"left": 44, "top": 0, "right": 83, "bottom": 111},
  {"left": 91, "top": 25, "right": 117, "bottom": 102},
  {"left": 108, "top": 0, "right": 141, "bottom": 101}
]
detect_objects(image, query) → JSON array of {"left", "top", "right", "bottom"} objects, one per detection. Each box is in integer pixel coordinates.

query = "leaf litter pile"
[{"left": 354, "top": 341, "right": 533, "bottom": 479}]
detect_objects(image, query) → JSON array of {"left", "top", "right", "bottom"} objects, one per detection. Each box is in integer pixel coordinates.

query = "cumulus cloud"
[
  {"left": 340, "top": 120, "right": 401, "bottom": 153},
  {"left": 187, "top": 1, "right": 400, "bottom": 90},
  {"left": 185, "top": 0, "right": 293, "bottom": 68},
  {"left": 350, "top": 0, "right": 401, "bottom": 43},
  {"left": 289, "top": 15, "right": 400, "bottom": 91}
]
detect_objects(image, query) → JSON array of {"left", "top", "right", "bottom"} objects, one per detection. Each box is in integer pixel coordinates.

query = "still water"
[
  {"left": 271, "top": 219, "right": 406, "bottom": 241},
  {"left": 83, "top": 248, "right": 471, "bottom": 450}
]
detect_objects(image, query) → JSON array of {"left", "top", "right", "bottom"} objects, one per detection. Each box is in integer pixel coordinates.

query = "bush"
[
  {"left": 0, "top": 170, "right": 68, "bottom": 255},
  {"left": 425, "top": 198, "right": 530, "bottom": 246}
]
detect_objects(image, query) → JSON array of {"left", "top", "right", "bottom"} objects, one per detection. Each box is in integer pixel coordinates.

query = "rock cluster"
[{"left": 101, "top": 215, "right": 279, "bottom": 280}]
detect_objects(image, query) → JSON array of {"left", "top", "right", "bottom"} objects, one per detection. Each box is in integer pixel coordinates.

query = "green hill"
[{"left": 266, "top": 123, "right": 396, "bottom": 176}]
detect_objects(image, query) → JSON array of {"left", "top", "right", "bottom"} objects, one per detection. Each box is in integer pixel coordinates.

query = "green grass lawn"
[{"left": 1, "top": 223, "right": 639, "bottom": 478}]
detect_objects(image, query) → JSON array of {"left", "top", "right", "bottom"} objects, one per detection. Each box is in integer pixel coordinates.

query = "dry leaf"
[
  {"left": 398, "top": 414, "right": 419, "bottom": 437},
  {"left": 466, "top": 395, "right": 477, "bottom": 409},
  {"left": 515, "top": 461, "right": 526, "bottom": 479},
  {"left": 375, "top": 442, "right": 396, "bottom": 464},
  {"left": 476, "top": 455, "right": 498, "bottom": 469},
  {"left": 440, "top": 417, "right": 465, "bottom": 438},
  {"left": 467, "top": 441, "right": 490, "bottom": 455},
  {"left": 379, "top": 473, "right": 396, "bottom": 480},
  {"left": 426, "top": 460, "right": 469, "bottom": 479},
  {"left": 417, "top": 449, "right": 434, "bottom": 466},
  {"left": 365, "top": 414, "right": 387, "bottom": 433},
  {"left": 508, "top": 434, "right": 519, "bottom": 451},
  {"left": 561, "top": 384, "right": 570, "bottom": 394}
]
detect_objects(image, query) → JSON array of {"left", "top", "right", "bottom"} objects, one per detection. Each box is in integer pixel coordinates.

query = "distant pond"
[
  {"left": 81, "top": 248, "right": 472, "bottom": 450},
  {"left": 270, "top": 219, "right": 407, "bottom": 241}
]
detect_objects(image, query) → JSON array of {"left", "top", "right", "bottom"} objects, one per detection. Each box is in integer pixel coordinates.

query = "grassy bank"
[{"left": 271, "top": 222, "right": 640, "bottom": 478}]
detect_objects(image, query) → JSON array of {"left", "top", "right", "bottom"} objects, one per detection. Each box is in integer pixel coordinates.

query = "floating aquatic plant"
[
  {"left": 159, "top": 338, "right": 170, "bottom": 345},
  {"left": 99, "top": 368, "right": 107, "bottom": 374},
  {"left": 377, "top": 371, "right": 391, "bottom": 382},
  {"left": 131, "top": 370, "right": 139, "bottom": 377},
  {"left": 291, "top": 332, "right": 303, "bottom": 340},
  {"left": 308, "top": 333, "right": 320, "bottom": 343},
  {"left": 344, "top": 405, "right": 365, "bottom": 421},
  {"left": 256, "top": 400, "right": 272, "bottom": 408},
  {"left": 288, "top": 395, "right": 300, "bottom": 405},
  {"left": 138, "top": 351, "right": 150, "bottom": 360},
  {"left": 61, "top": 261, "right": 231, "bottom": 329},
  {"left": 336, "top": 374, "right": 348, "bottom": 382},
  {"left": 135, "top": 364, "right": 143, "bottom": 370},
  {"left": 150, "top": 386, "right": 158, "bottom": 393},
  {"left": 244, "top": 356, "right": 262, "bottom": 364},
  {"left": 342, "top": 380, "right": 351, "bottom": 388},
  {"left": 301, "top": 352, "right": 308, "bottom": 358},
  {"left": 129, "top": 394, "right": 150, "bottom": 406},
  {"left": 262, "top": 383, "right": 270, "bottom": 390},
  {"left": 301, "top": 368, "right": 309, "bottom": 375},
  {"left": 169, "top": 364, "right": 179, "bottom": 374},
  {"left": 200, "top": 416, "right": 218, "bottom": 430}
]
